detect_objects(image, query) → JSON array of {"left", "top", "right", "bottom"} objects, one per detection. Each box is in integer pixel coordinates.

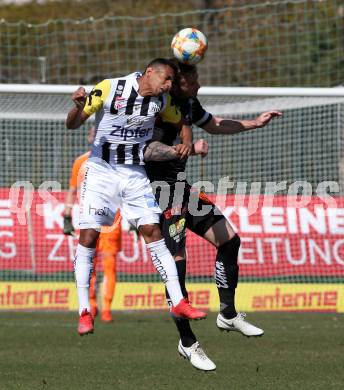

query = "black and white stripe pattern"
[
  {"left": 101, "top": 142, "right": 147, "bottom": 165},
  {"left": 92, "top": 72, "right": 167, "bottom": 166}
]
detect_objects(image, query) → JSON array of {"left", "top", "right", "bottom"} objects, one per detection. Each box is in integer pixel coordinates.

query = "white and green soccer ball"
[{"left": 171, "top": 28, "right": 208, "bottom": 65}]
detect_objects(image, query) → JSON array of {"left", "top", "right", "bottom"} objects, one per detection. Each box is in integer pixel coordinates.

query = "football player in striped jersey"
[
  {"left": 63, "top": 126, "right": 121, "bottom": 323},
  {"left": 66, "top": 58, "right": 207, "bottom": 336}
]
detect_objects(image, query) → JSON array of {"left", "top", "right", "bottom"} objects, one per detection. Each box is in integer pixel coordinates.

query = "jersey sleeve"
[
  {"left": 83, "top": 79, "right": 111, "bottom": 116},
  {"left": 191, "top": 97, "right": 213, "bottom": 127},
  {"left": 159, "top": 94, "right": 182, "bottom": 124}
]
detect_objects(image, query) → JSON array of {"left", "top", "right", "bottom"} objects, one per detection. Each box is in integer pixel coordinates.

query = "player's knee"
[
  {"left": 79, "top": 229, "right": 100, "bottom": 248},
  {"left": 139, "top": 223, "right": 162, "bottom": 243}
]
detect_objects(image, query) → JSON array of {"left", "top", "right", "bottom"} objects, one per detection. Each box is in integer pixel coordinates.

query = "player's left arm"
[
  {"left": 202, "top": 111, "right": 282, "bottom": 135},
  {"left": 158, "top": 93, "right": 192, "bottom": 159}
]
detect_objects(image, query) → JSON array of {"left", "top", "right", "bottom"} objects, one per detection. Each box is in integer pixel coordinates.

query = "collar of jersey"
[
  {"left": 171, "top": 94, "right": 190, "bottom": 107},
  {"left": 132, "top": 71, "right": 142, "bottom": 94}
]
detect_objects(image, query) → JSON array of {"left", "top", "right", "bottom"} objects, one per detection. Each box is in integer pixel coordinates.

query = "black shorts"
[
  {"left": 155, "top": 183, "right": 225, "bottom": 256},
  {"left": 185, "top": 189, "right": 224, "bottom": 236}
]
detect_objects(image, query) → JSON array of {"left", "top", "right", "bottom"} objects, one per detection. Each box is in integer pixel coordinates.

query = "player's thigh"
[
  {"left": 79, "top": 160, "right": 119, "bottom": 229},
  {"left": 159, "top": 211, "right": 186, "bottom": 259},
  {"left": 186, "top": 194, "right": 234, "bottom": 247},
  {"left": 79, "top": 228, "right": 100, "bottom": 248},
  {"left": 138, "top": 223, "right": 164, "bottom": 244},
  {"left": 202, "top": 218, "right": 236, "bottom": 248},
  {"left": 121, "top": 165, "right": 161, "bottom": 228}
]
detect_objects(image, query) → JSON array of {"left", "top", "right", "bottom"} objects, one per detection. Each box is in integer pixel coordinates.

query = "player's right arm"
[
  {"left": 66, "top": 87, "right": 90, "bottom": 129},
  {"left": 66, "top": 80, "right": 111, "bottom": 129},
  {"left": 159, "top": 94, "right": 193, "bottom": 159},
  {"left": 144, "top": 127, "right": 205, "bottom": 161},
  {"left": 144, "top": 140, "right": 179, "bottom": 161}
]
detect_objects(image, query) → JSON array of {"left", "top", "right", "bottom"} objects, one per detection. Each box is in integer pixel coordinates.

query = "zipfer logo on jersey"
[{"left": 109, "top": 126, "right": 153, "bottom": 141}]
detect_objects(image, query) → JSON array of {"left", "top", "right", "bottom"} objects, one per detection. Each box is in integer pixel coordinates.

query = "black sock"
[
  {"left": 174, "top": 317, "right": 197, "bottom": 347},
  {"left": 165, "top": 259, "right": 197, "bottom": 346},
  {"left": 219, "top": 288, "right": 237, "bottom": 319}
]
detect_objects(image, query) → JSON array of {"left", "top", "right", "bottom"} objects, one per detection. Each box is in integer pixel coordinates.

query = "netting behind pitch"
[
  {"left": 1, "top": 90, "right": 344, "bottom": 286},
  {"left": 0, "top": 0, "right": 343, "bottom": 87},
  {"left": 187, "top": 94, "right": 344, "bottom": 284}
]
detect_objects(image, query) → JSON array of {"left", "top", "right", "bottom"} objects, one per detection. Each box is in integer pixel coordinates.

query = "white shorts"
[{"left": 78, "top": 158, "right": 161, "bottom": 229}]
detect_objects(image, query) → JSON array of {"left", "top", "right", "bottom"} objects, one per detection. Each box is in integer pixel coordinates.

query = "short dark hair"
[
  {"left": 144, "top": 58, "right": 178, "bottom": 76},
  {"left": 168, "top": 58, "right": 197, "bottom": 76}
]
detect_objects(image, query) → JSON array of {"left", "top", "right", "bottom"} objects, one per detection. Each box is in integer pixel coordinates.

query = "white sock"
[
  {"left": 74, "top": 244, "right": 96, "bottom": 315},
  {"left": 147, "top": 239, "right": 183, "bottom": 306}
]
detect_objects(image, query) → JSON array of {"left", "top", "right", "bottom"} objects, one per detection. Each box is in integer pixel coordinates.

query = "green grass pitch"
[{"left": 0, "top": 312, "right": 343, "bottom": 390}]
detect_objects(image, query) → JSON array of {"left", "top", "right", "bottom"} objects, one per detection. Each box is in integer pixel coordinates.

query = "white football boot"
[
  {"left": 217, "top": 312, "right": 264, "bottom": 337},
  {"left": 178, "top": 340, "right": 216, "bottom": 371}
]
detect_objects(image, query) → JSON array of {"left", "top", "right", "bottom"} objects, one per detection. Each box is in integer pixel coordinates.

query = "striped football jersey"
[{"left": 83, "top": 72, "right": 167, "bottom": 166}]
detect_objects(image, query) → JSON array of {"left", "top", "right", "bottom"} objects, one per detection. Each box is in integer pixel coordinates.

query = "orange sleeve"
[{"left": 69, "top": 152, "right": 90, "bottom": 188}]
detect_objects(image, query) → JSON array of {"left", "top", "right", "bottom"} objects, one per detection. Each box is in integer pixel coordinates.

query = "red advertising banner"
[{"left": 1, "top": 189, "right": 344, "bottom": 277}]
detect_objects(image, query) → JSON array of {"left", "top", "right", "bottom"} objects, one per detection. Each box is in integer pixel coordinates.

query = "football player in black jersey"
[
  {"left": 145, "top": 61, "right": 282, "bottom": 371},
  {"left": 67, "top": 58, "right": 208, "bottom": 336}
]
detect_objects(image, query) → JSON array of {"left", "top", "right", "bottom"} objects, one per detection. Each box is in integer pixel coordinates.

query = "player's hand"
[
  {"left": 63, "top": 215, "right": 75, "bottom": 235},
  {"left": 72, "top": 87, "right": 87, "bottom": 110},
  {"left": 193, "top": 139, "right": 208, "bottom": 158},
  {"left": 175, "top": 143, "right": 192, "bottom": 159},
  {"left": 255, "top": 111, "right": 282, "bottom": 127}
]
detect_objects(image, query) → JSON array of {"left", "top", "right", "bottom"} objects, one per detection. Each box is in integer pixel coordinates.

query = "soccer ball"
[{"left": 171, "top": 28, "right": 208, "bottom": 65}]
